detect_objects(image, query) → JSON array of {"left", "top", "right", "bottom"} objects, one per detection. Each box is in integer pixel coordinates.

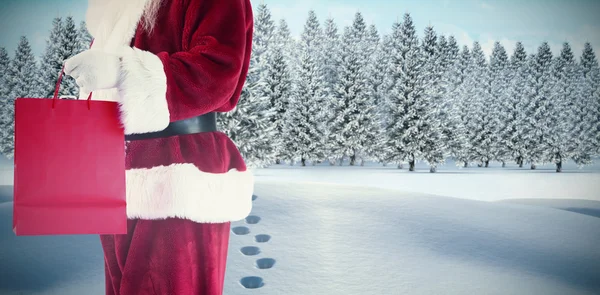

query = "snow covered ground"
[
  {"left": 252, "top": 159, "right": 600, "bottom": 202},
  {"left": 223, "top": 182, "right": 600, "bottom": 295},
  {"left": 1, "top": 156, "right": 600, "bottom": 294}
]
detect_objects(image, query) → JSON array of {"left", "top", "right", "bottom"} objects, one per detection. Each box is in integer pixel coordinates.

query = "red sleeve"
[
  {"left": 117, "top": 0, "right": 253, "bottom": 135},
  {"left": 158, "top": 0, "right": 254, "bottom": 120}
]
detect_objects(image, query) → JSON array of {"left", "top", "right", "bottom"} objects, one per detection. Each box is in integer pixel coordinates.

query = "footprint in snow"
[
  {"left": 231, "top": 226, "right": 249, "bottom": 235},
  {"left": 255, "top": 234, "right": 271, "bottom": 243},
  {"left": 238, "top": 195, "right": 275, "bottom": 289},
  {"left": 245, "top": 215, "right": 261, "bottom": 224},
  {"left": 240, "top": 246, "right": 260, "bottom": 256},
  {"left": 255, "top": 258, "right": 276, "bottom": 269},
  {"left": 240, "top": 276, "right": 264, "bottom": 289}
]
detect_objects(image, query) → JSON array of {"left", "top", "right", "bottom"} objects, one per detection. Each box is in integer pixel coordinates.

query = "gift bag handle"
[
  {"left": 52, "top": 39, "right": 95, "bottom": 110},
  {"left": 51, "top": 66, "right": 93, "bottom": 109}
]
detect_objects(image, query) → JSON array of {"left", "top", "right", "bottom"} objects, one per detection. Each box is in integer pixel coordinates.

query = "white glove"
[{"left": 63, "top": 49, "right": 122, "bottom": 92}]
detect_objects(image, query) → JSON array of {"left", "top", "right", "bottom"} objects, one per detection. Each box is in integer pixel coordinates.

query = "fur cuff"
[
  {"left": 125, "top": 163, "right": 254, "bottom": 223},
  {"left": 117, "top": 47, "right": 170, "bottom": 134}
]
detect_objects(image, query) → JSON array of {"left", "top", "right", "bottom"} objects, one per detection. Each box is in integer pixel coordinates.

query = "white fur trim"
[
  {"left": 116, "top": 47, "right": 169, "bottom": 134},
  {"left": 126, "top": 163, "right": 254, "bottom": 223}
]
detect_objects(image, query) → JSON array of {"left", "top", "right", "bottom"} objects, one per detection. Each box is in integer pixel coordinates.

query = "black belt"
[{"left": 124, "top": 112, "right": 217, "bottom": 141}]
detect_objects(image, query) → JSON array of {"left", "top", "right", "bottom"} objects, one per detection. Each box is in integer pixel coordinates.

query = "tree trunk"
[
  {"left": 556, "top": 161, "right": 562, "bottom": 173},
  {"left": 501, "top": 161, "right": 506, "bottom": 168},
  {"left": 275, "top": 159, "right": 281, "bottom": 165},
  {"left": 463, "top": 162, "right": 468, "bottom": 168},
  {"left": 409, "top": 159, "right": 415, "bottom": 172},
  {"left": 517, "top": 156, "right": 523, "bottom": 168},
  {"left": 360, "top": 159, "right": 365, "bottom": 166},
  {"left": 339, "top": 157, "right": 344, "bottom": 166},
  {"left": 530, "top": 163, "right": 536, "bottom": 170},
  {"left": 430, "top": 166, "right": 437, "bottom": 173},
  {"left": 329, "top": 159, "right": 335, "bottom": 166},
  {"left": 301, "top": 158, "right": 306, "bottom": 167},
  {"left": 485, "top": 160, "right": 489, "bottom": 168},
  {"left": 350, "top": 155, "right": 356, "bottom": 166},
  {"left": 477, "top": 163, "right": 483, "bottom": 167},
  {"left": 398, "top": 163, "right": 403, "bottom": 169}
]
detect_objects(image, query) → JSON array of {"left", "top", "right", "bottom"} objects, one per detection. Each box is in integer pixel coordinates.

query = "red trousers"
[{"left": 100, "top": 219, "right": 230, "bottom": 295}]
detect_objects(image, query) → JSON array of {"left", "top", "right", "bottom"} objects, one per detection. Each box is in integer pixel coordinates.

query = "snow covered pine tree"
[
  {"left": 448, "top": 45, "right": 471, "bottom": 167},
  {"left": 275, "top": 19, "right": 303, "bottom": 165},
  {"left": 321, "top": 17, "right": 343, "bottom": 165},
  {"left": 266, "top": 19, "right": 293, "bottom": 165},
  {"left": 523, "top": 42, "right": 554, "bottom": 170},
  {"left": 504, "top": 42, "right": 529, "bottom": 168},
  {"left": 330, "top": 13, "right": 379, "bottom": 166},
  {"left": 382, "top": 20, "right": 407, "bottom": 169},
  {"left": 384, "top": 14, "right": 428, "bottom": 171},
  {"left": 488, "top": 42, "right": 510, "bottom": 167},
  {"left": 367, "top": 27, "right": 391, "bottom": 166},
  {"left": 468, "top": 42, "right": 494, "bottom": 167},
  {"left": 284, "top": 10, "right": 327, "bottom": 166},
  {"left": 2, "top": 36, "right": 39, "bottom": 158},
  {"left": 420, "top": 25, "right": 445, "bottom": 172},
  {"left": 37, "top": 17, "right": 64, "bottom": 98},
  {"left": 573, "top": 43, "right": 600, "bottom": 164},
  {"left": 219, "top": 3, "right": 277, "bottom": 168},
  {"left": 59, "top": 16, "right": 82, "bottom": 97},
  {"left": 549, "top": 42, "right": 578, "bottom": 172},
  {"left": 0, "top": 47, "right": 12, "bottom": 158},
  {"left": 462, "top": 42, "right": 491, "bottom": 167},
  {"left": 435, "top": 34, "right": 457, "bottom": 164},
  {"left": 77, "top": 21, "right": 93, "bottom": 54}
]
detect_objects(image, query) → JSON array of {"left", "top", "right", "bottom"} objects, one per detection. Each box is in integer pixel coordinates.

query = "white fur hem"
[
  {"left": 117, "top": 47, "right": 170, "bottom": 135},
  {"left": 126, "top": 163, "right": 254, "bottom": 223}
]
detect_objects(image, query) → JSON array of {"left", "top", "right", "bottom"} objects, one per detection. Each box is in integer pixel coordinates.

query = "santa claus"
[{"left": 63, "top": 0, "right": 254, "bottom": 294}]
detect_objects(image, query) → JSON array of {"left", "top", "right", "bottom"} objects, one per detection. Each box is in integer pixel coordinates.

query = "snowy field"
[
  {"left": 1, "top": 155, "right": 600, "bottom": 294},
  {"left": 252, "top": 160, "right": 600, "bottom": 202}
]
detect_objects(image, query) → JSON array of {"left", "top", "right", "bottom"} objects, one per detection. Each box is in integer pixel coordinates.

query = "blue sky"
[{"left": 0, "top": 0, "right": 599, "bottom": 60}]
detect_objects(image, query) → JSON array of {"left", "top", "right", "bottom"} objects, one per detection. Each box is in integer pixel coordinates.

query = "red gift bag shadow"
[{"left": 13, "top": 66, "right": 127, "bottom": 236}]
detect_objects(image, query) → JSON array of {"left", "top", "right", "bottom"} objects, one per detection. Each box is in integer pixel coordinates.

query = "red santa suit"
[{"left": 66, "top": 0, "right": 255, "bottom": 294}]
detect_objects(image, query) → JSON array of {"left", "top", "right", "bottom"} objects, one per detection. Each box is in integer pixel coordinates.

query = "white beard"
[{"left": 85, "top": 0, "right": 152, "bottom": 51}]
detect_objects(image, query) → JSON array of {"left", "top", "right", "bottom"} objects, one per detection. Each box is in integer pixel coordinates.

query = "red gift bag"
[{"left": 13, "top": 67, "right": 127, "bottom": 236}]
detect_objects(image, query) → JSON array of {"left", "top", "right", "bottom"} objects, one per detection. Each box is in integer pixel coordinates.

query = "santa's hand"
[{"left": 63, "top": 49, "right": 122, "bottom": 92}]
